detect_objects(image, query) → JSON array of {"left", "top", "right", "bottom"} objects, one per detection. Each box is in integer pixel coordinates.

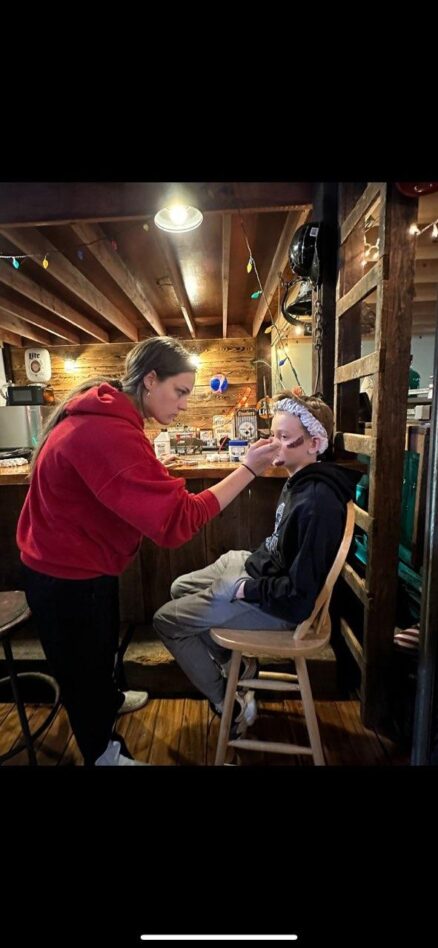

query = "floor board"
[{"left": 0, "top": 698, "right": 409, "bottom": 766}]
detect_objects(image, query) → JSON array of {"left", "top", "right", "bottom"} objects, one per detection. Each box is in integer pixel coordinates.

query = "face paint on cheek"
[{"left": 285, "top": 435, "right": 305, "bottom": 449}]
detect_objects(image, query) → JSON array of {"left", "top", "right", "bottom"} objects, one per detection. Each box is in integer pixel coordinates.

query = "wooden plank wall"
[{"left": 9, "top": 338, "right": 257, "bottom": 440}]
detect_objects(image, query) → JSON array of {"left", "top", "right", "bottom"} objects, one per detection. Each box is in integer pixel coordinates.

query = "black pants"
[{"left": 22, "top": 564, "right": 125, "bottom": 765}]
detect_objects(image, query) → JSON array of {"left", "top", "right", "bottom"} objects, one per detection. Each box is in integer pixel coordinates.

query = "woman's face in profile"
[{"left": 144, "top": 371, "right": 196, "bottom": 424}]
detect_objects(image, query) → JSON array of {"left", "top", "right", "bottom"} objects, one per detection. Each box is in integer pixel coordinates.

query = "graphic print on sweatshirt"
[{"left": 264, "top": 502, "right": 286, "bottom": 553}]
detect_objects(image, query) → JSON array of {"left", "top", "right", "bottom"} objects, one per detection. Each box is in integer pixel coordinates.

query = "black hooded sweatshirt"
[{"left": 243, "top": 463, "right": 359, "bottom": 624}]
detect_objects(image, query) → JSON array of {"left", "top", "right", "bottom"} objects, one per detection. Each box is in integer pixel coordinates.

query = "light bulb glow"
[
  {"left": 169, "top": 205, "right": 188, "bottom": 225},
  {"left": 154, "top": 205, "right": 203, "bottom": 234}
]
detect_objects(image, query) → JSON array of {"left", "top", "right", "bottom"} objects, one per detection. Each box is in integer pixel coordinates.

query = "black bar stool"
[{"left": 0, "top": 590, "right": 60, "bottom": 766}]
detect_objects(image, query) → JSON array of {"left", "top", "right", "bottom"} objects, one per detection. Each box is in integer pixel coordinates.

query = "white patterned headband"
[{"left": 274, "top": 398, "right": 329, "bottom": 454}]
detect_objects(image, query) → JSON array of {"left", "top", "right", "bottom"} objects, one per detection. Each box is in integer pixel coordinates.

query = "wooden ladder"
[{"left": 334, "top": 182, "right": 418, "bottom": 729}]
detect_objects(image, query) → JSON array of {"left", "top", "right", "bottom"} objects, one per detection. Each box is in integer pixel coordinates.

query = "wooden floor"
[{"left": 0, "top": 697, "right": 409, "bottom": 766}]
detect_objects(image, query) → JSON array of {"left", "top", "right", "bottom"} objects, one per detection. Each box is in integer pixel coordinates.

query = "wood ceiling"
[
  {"left": 0, "top": 182, "right": 312, "bottom": 348},
  {"left": 0, "top": 182, "right": 435, "bottom": 350}
]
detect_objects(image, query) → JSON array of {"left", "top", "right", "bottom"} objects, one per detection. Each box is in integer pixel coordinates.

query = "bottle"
[
  {"left": 228, "top": 439, "right": 248, "bottom": 462},
  {"left": 154, "top": 429, "right": 171, "bottom": 460}
]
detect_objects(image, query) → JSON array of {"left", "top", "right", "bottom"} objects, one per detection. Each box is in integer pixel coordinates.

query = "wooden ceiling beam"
[
  {"left": 0, "top": 292, "right": 80, "bottom": 343},
  {"left": 0, "top": 328, "right": 22, "bottom": 347},
  {"left": 162, "top": 318, "right": 189, "bottom": 328},
  {"left": 164, "top": 317, "right": 224, "bottom": 328},
  {"left": 222, "top": 214, "right": 231, "bottom": 339},
  {"left": 0, "top": 227, "right": 138, "bottom": 342},
  {"left": 155, "top": 233, "right": 196, "bottom": 338},
  {"left": 0, "top": 183, "right": 315, "bottom": 227},
  {"left": 227, "top": 324, "right": 251, "bottom": 337},
  {"left": 251, "top": 207, "right": 311, "bottom": 337},
  {"left": 195, "top": 317, "right": 222, "bottom": 326},
  {"left": 0, "top": 310, "right": 52, "bottom": 347},
  {"left": 0, "top": 262, "right": 109, "bottom": 342},
  {"left": 70, "top": 222, "right": 165, "bottom": 336}
]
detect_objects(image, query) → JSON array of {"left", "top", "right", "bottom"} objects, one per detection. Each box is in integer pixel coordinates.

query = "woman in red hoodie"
[{"left": 16, "top": 336, "right": 279, "bottom": 766}]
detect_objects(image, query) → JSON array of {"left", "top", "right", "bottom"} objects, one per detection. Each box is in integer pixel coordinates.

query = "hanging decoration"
[
  {"left": 408, "top": 218, "right": 438, "bottom": 238},
  {"left": 238, "top": 216, "right": 305, "bottom": 392},
  {"left": 223, "top": 386, "right": 252, "bottom": 420},
  {"left": 396, "top": 183, "right": 438, "bottom": 198},
  {"left": 210, "top": 374, "right": 229, "bottom": 394},
  {"left": 0, "top": 232, "right": 123, "bottom": 269},
  {"left": 24, "top": 348, "right": 52, "bottom": 383},
  {"left": 257, "top": 377, "right": 274, "bottom": 419}
]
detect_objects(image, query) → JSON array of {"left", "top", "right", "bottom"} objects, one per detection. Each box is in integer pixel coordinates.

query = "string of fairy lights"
[
  {"left": 0, "top": 218, "right": 154, "bottom": 271},
  {"left": 409, "top": 219, "right": 438, "bottom": 239},
  {"left": 362, "top": 212, "right": 438, "bottom": 267},
  {"left": 0, "top": 234, "right": 120, "bottom": 270},
  {"left": 239, "top": 215, "right": 303, "bottom": 391}
]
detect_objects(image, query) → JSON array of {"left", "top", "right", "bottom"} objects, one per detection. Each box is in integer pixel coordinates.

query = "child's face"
[{"left": 270, "top": 412, "right": 318, "bottom": 473}]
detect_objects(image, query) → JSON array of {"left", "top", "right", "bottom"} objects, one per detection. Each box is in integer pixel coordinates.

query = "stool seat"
[
  {"left": 0, "top": 590, "right": 31, "bottom": 636},
  {"left": 0, "top": 590, "right": 60, "bottom": 766}
]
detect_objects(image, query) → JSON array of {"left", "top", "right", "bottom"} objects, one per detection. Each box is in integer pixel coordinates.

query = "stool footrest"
[
  {"left": 239, "top": 679, "right": 300, "bottom": 692},
  {"left": 0, "top": 672, "right": 61, "bottom": 765},
  {"left": 228, "top": 738, "right": 313, "bottom": 755}
]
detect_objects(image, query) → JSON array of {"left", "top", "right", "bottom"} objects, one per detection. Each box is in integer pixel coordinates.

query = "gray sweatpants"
[{"left": 153, "top": 550, "right": 292, "bottom": 706}]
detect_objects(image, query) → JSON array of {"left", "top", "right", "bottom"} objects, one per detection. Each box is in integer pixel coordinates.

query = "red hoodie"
[{"left": 17, "top": 383, "right": 220, "bottom": 579}]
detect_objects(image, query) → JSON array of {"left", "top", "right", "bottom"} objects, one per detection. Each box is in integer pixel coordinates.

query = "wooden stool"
[
  {"left": 211, "top": 501, "right": 355, "bottom": 766},
  {"left": 0, "top": 591, "right": 60, "bottom": 766}
]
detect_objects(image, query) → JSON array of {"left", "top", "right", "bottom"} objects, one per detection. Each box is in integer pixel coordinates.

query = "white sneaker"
[
  {"left": 214, "top": 690, "right": 258, "bottom": 740},
  {"left": 221, "top": 655, "right": 258, "bottom": 682},
  {"left": 116, "top": 690, "right": 149, "bottom": 715},
  {"left": 235, "top": 689, "right": 258, "bottom": 728},
  {"left": 94, "top": 740, "right": 149, "bottom": 766}
]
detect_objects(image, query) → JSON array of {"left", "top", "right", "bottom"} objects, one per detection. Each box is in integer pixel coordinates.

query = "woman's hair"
[
  {"left": 29, "top": 337, "right": 195, "bottom": 475},
  {"left": 272, "top": 389, "right": 334, "bottom": 440},
  {"left": 122, "top": 336, "right": 195, "bottom": 404}
]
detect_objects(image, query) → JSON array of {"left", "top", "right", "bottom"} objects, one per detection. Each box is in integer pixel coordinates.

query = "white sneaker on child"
[
  {"left": 214, "top": 689, "right": 258, "bottom": 739},
  {"left": 234, "top": 689, "right": 258, "bottom": 731},
  {"left": 94, "top": 739, "right": 149, "bottom": 766},
  {"left": 221, "top": 655, "right": 258, "bottom": 682}
]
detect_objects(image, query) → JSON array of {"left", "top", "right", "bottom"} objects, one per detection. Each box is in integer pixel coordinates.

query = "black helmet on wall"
[
  {"left": 289, "top": 222, "right": 321, "bottom": 285},
  {"left": 281, "top": 278, "right": 313, "bottom": 327}
]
